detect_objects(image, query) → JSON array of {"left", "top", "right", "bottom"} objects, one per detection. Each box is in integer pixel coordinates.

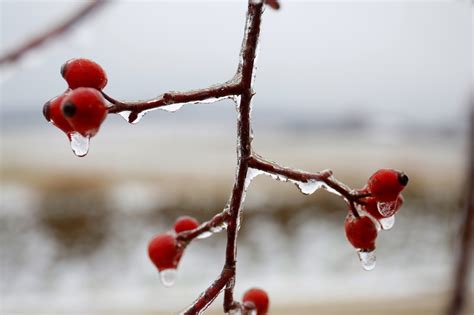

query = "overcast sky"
[{"left": 0, "top": 0, "right": 471, "bottom": 126}]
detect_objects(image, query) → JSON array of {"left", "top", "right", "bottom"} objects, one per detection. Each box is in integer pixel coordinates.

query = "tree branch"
[{"left": 0, "top": 0, "right": 106, "bottom": 66}]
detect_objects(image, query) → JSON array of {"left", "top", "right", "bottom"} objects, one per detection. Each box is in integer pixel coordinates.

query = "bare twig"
[
  {"left": 446, "top": 103, "right": 474, "bottom": 315},
  {"left": 0, "top": 0, "right": 106, "bottom": 66}
]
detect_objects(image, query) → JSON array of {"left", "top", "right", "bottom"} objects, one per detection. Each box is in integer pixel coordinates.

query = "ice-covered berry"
[
  {"left": 43, "top": 93, "right": 74, "bottom": 135},
  {"left": 368, "top": 169, "right": 408, "bottom": 202},
  {"left": 61, "top": 58, "right": 108, "bottom": 90},
  {"left": 344, "top": 214, "right": 378, "bottom": 251},
  {"left": 148, "top": 233, "right": 181, "bottom": 271},
  {"left": 61, "top": 87, "right": 107, "bottom": 137},
  {"left": 243, "top": 288, "right": 269, "bottom": 315},
  {"left": 174, "top": 216, "right": 200, "bottom": 234}
]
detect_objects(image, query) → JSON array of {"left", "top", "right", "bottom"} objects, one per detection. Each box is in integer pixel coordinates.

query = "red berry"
[
  {"left": 243, "top": 288, "right": 269, "bottom": 315},
  {"left": 43, "top": 93, "right": 74, "bottom": 135},
  {"left": 367, "top": 169, "right": 408, "bottom": 202},
  {"left": 61, "top": 58, "right": 108, "bottom": 90},
  {"left": 364, "top": 195, "right": 404, "bottom": 219},
  {"left": 174, "top": 216, "right": 199, "bottom": 234},
  {"left": 148, "top": 233, "right": 181, "bottom": 271},
  {"left": 344, "top": 214, "right": 378, "bottom": 251},
  {"left": 266, "top": 0, "right": 280, "bottom": 10},
  {"left": 61, "top": 87, "right": 107, "bottom": 137}
]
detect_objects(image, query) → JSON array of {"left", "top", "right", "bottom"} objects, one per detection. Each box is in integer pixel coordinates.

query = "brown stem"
[
  {"left": 105, "top": 80, "right": 242, "bottom": 115},
  {"left": 446, "top": 103, "right": 474, "bottom": 315},
  {"left": 248, "top": 155, "right": 367, "bottom": 218},
  {"left": 0, "top": 0, "right": 106, "bottom": 66}
]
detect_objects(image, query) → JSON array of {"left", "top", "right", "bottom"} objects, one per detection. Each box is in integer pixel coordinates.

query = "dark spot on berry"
[
  {"left": 42, "top": 101, "right": 51, "bottom": 121},
  {"left": 60, "top": 61, "right": 68, "bottom": 78},
  {"left": 398, "top": 172, "right": 409, "bottom": 186},
  {"left": 62, "top": 101, "right": 77, "bottom": 117}
]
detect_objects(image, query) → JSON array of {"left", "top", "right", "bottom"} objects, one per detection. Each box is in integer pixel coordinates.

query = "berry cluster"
[
  {"left": 148, "top": 216, "right": 270, "bottom": 314},
  {"left": 43, "top": 58, "right": 108, "bottom": 156},
  {"left": 344, "top": 169, "right": 408, "bottom": 269}
]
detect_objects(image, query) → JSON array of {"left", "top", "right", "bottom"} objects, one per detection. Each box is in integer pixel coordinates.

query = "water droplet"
[
  {"left": 118, "top": 110, "right": 145, "bottom": 124},
  {"left": 357, "top": 249, "right": 376, "bottom": 271},
  {"left": 377, "top": 200, "right": 398, "bottom": 217},
  {"left": 379, "top": 215, "right": 395, "bottom": 230},
  {"left": 160, "top": 269, "right": 177, "bottom": 287},
  {"left": 69, "top": 132, "right": 89, "bottom": 157},
  {"left": 295, "top": 179, "right": 323, "bottom": 195}
]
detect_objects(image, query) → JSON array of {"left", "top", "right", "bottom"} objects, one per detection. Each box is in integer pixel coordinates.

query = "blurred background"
[{"left": 1, "top": 0, "right": 473, "bottom": 314}]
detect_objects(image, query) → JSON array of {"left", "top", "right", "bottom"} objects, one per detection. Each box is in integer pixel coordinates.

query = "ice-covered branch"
[
  {"left": 176, "top": 210, "right": 230, "bottom": 243},
  {"left": 0, "top": 0, "right": 106, "bottom": 66},
  {"left": 105, "top": 79, "right": 243, "bottom": 122}
]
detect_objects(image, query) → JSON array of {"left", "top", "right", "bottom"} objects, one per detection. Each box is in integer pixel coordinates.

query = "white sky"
[{"left": 0, "top": 0, "right": 471, "bottom": 125}]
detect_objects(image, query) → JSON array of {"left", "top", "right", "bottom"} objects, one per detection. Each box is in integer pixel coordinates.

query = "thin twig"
[{"left": 0, "top": 0, "right": 106, "bottom": 66}]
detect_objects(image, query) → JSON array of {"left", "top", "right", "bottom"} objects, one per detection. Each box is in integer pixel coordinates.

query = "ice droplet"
[
  {"left": 245, "top": 168, "right": 263, "bottom": 189},
  {"left": 357, "top": 249, "right": 376, "bottom": 271},
  {"left": 160, "top": 103, "right": 184, "bottom": 112},
  {"left": 197, "top": 220, "right": 228, "bottom": 239},
  {"left": 377, "top": 200, "right": 398, "bottom": 217},
  {"left": 118, "top": 111, "right": 145, "bottom": 124},
  {"left": 295, "top": 179, "right": 323, "bottom": 195},
  {"left": 379, "top": 215, "right": 395, "bottom": 230},
  {"left": 196, "top": 231, "right": 213, "bottom": 239},
  {"left": 69, "top": 132, "right": 90, "bottom": 157},
  {"left": 160, "top": 269, "right": 177, "bottom": 287}
]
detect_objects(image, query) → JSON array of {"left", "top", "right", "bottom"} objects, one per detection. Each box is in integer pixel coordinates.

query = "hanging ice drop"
[
  {"left": 379, "top": 215, "right": 395, "bottom": 230},
  {"left": 295, "top": 179, "right": 323, "bottom": 195},
  {"left": 160, "top": 269, "right": 177, "bottom": 287},
  {"left": 118, "top": 110, "right": 145, "bottom": 124},
  {"left": 357, "top": 249, "right": 376, "bottom": 271},
  {"left": 69, "top": 132, "right": 90, "bottom": 157}
]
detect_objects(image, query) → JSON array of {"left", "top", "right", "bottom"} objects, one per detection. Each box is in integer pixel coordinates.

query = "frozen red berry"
[
  {"left": 61, "top": 87, "right": 107, "bottom": 137},
  {"left": 43, "top": 93, "right": 74, "bottom": 135},
  {"left": 344, "top": 214, "right": 378, "bottom": 251},
  {"left": 363, "top": 195, "right": 404, "bottom": 219},
  {"left": 174, "top": 216, "right": 199, "bottom": 234},
  {"left": 243, "top": 288, "right": 269, "bottom": 315},
  {"left": 61, "top": 58, "right": 108, "bottom": 90},
  {"left": 148, "top": 233, "right": 181, "bottom": 271},
  {"left": 367, "top": 169, "right": 408, "bottom": 202}
]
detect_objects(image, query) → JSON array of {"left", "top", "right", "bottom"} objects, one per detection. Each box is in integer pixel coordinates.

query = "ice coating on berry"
[{"left": 61, "top": 58, "right": 108, "bottom": 90}]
